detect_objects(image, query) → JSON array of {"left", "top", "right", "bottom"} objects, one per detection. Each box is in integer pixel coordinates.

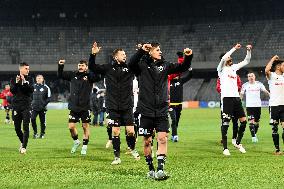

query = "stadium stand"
[{"left": 0, "top": 0, "right": 283, "bottom": 102}]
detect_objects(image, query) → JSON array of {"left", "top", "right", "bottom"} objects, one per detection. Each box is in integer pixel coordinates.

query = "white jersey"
[
  {"left": 268, "top": 72, "right": 284, "bottom": 106},
  {"left": 241, "top": 81, "right": 266, "bottom": 107},
  {"left": 133, "top": 78, "right": 139, "bottom": 112},
  {"left": 219, "top": 65, "right": 240, "bottom": 98},
  {"left": 217, "top": 47, "right": 251, "bottom": 99}
]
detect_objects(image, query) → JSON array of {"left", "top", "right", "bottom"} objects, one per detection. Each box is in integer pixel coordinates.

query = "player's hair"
[
  {"left": 272, "top": 59, "right": 284, "bottom": 67},
  {"left": 150, "top": 42, "right": 160, "bottom": 49},
  {"left": 79, "top": 60, "right": 88, "bottom": 66},
  {"left": 177, "top": 51, "right": 183, "bottom": 58},
  {"left": 247, "top": 71, "right": 255, "bottom": 75},
  {"left": 19, "top": 62, "right": 29, "bottom": 67},
  {"left": 112, "top": 48, "right": 124, "bottom": 58}
]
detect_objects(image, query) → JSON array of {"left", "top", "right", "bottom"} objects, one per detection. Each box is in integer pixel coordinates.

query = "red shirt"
[{"left": 0, "top": 89, "right": 13, "bottom": 106}]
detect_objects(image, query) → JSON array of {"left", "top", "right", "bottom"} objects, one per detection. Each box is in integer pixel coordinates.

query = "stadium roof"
[{"left": 0, "top": 0, "right": 283, "bottom": 25}]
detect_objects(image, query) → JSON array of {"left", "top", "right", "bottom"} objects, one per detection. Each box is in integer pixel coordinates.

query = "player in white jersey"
[
  {"left": 217, "top": 43, "right": 252, "bottom": 156},
  {"left": 240, "top": 72, "right": 269, "bottom": 143},
  {"left": 265, "top": 55, "right": 284, "bottom": 155}
]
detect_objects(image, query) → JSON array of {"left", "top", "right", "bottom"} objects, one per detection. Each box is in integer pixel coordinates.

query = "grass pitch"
[{"left": 0, "top": 108, "right": 284, "bottom": 189}]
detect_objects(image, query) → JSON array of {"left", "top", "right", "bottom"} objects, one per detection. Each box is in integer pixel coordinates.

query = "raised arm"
[
  {"left": 233, "top": 45, "right": 252, "bottom": 70},
  {"left": 21, "top": 76, "right": 34, "bottom": 94},
  {"left": 265, "top": 55, "right": 278, "bottom": 80},
  {"left": 180, "top": 68, "right": 193, "bottom": 84},
  {"left": 88, "top": 42, "right": 107, "bottom": 74},
  {"left": 217, "top": 45, "right": 240, "bottom": 73},
  {"left": 128, "top": 44, "right": 151, "bottom": 75},
  {"left": 10, "top": 76, "right": 21, "bottom": 94},
  {"left": 57, "top": 60, "right": 73, "bottom": 81},
  {"left": 167, "top": 48, "right": 193, "bottom": 75}
]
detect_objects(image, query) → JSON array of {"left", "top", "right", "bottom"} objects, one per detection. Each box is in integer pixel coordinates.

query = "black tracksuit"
[
  {"left": 31, "top": 83, "right": 51, "bottom": 135},
  {"left": 128, "top": 49, "right": 193, "bottom": 118},
  {"left": 10, "top": 75, "right": 34, "bottom": 148},
  {"left": 169, "top": 70, "right": 193, "bottom": 136},
  {"left": 88, "top": 54, "right": 134, "bottom": 112},
  {"left": 58, "top": 64, "right": 101, "bottom": 113},
  {"left": 89, "top": 53, "right": 141, "bottom": 158},
  {"left": 128, "top": 49, "right": 192, "bottom": 173}
]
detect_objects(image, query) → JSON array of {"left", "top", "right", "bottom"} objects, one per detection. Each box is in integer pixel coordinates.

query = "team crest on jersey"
[
  {"left": 175, "top": 82, "right": 180, "bottom": 86},
  {"left": 157, "top": 66, "right": 164, "bottom": 72},
  {"left": 40, "top": 88, "right": 44, "bottom": 92},
  {"left": 122, "top": 68, "right": 129, "bottom": 72},
  {"left": 69, "top": 114, "right": 75, "bottom": 120}
]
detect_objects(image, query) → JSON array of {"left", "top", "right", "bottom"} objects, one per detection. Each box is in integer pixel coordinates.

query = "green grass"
[{"left": 0, "top": 108, "right": 284, "bottom": 189}]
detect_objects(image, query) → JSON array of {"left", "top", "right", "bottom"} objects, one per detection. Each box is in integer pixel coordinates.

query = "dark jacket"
[
  {"left": 128, "top": 49, "right": 193, "bottom": 117},
  {"left": 32, "top": 83, "right": 51, "bottom": 111},
  {"left": 98, "top": 95, "right": 106, "bottom": 112},
  {"left": 10, "top": 75, "right": 34, "bottom": 111},
  {"left": 58, "top": 64, "right": 101, "bottom": 112},
  {"left": 89, "top": 54, "right": 139, "bottom": 111},
  {"left": 169, "top": 69, "right": 193, "bottom": 104},
  {"left": 90, "top": 92, "right": 99, "bottom": 113}
]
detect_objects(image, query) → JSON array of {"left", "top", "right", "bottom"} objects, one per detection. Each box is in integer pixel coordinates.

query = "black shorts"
[
  {"left": 246, "top": 107, "right": 261, "bottom": 122},
  {"left": 221, "top": 97, "right": 246, "bottom": 120},
  {"left": 69, "top": 110, "right": 91, "bottom": 123},
  {"left": 107, "top": 109, "right": 134, "bottom": 127},
  {"left": 269, "top": 105, "right": 284, "bottom": 124},
  {"left": 138, "top": 115, "right": 170, "bottom": 136}
]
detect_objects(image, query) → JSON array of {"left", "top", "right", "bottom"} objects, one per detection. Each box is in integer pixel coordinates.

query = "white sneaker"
[
  {"left": 71, "top": 140, "right": 81, "bottom": 154},
  {"left": 105, "top": 140, "right": 112, "bottom": 149},
  {"left": 232, "top": 139, "right": 237, "bottom": 146},
  {"left": 252, "top": 136, "right": 258, "bottom": 143},
  {"left": 236, "top": 144, "right": 246, "bottom": 153},
  {"left": 131, "top": 149, "right": 140, "bottom": 160},
  {"left": 111, "top": 157, "right": 121, "bottom": 165},
  {"left": 4, "top": 119, "right": 9, "bottom": 124},
  {"left": 81, "top": 145, "right": 87, "bottom": 155},
  {"left": 223, "top": 149, "right": 231, "bottom": 156},
  {"left": 172, "top": 135, "right": 179, "bottom": 142},
  {"left": 147, "top": 170, "right": 156, "bottom": 179},
  {"left": 155, "top": 170, "right": 169, "bottom": 180},
  {"left": 20, "top": 148, "right": 27, "bottom": 154},
  {"left": 18, "top": 143, "right": 23, "bottom": 152}
]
